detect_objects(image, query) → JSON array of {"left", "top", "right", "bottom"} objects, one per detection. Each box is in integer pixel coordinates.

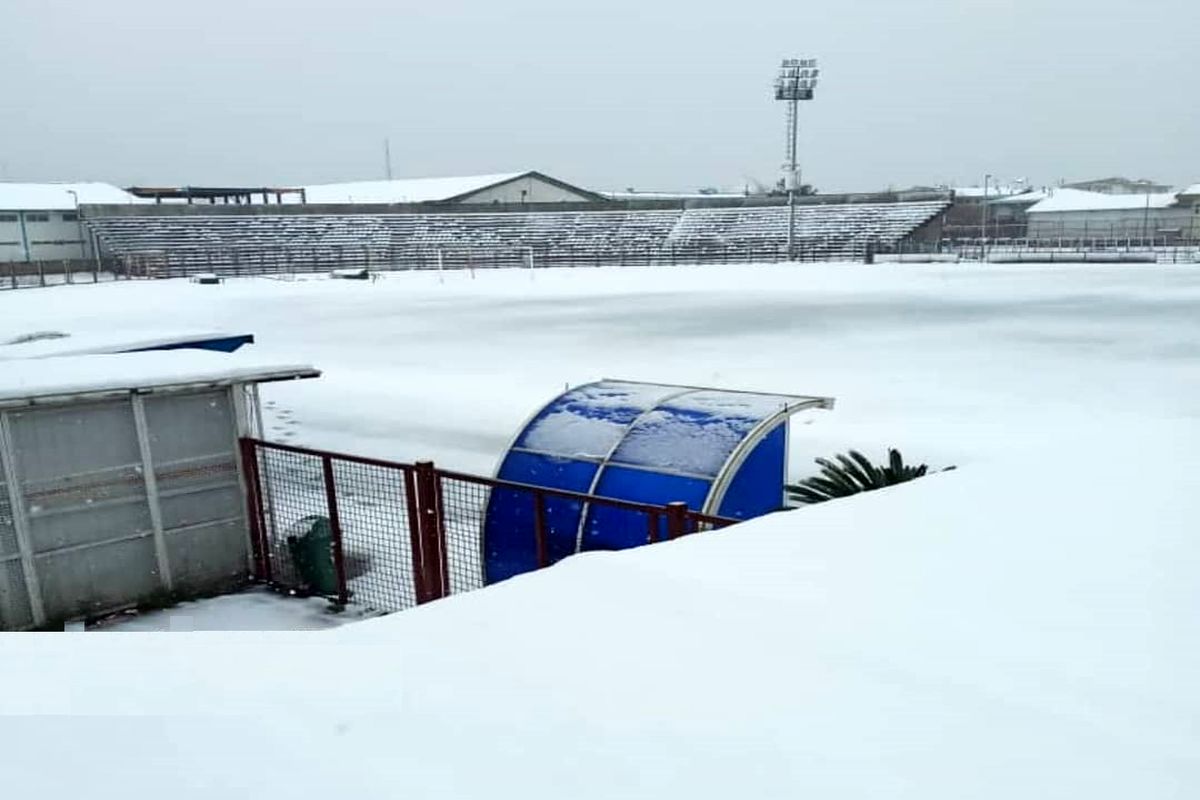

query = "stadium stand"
[{"left": 83, "top": 201, "right": 948, "bottom": 276}]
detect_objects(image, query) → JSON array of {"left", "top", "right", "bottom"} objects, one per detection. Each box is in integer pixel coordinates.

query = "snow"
[
  {"left": 0, "top": 181, "right": 142, "bottom": 210},
  {"left": 0, "top": 350, "right": 318, "bottom": 403},
  {"left": 1028, "top": 187, "right": 1179, "bottom": 213},
  {"left": 88, "top": 587, "right": 369, "bottom": 631},
  {"left": 1181, "top": 183, "right": 1200, "bottom": 197},
  {"left": 301, "top": 172, "right": 526, "bottom": 204},
  {"left": 0, "top": 263, "right": 1198, "bottom": 796}
]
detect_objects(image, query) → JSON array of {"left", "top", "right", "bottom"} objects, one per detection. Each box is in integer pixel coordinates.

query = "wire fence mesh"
[{"left": 244, "top": 439, "right": 737, "bottom": 616}]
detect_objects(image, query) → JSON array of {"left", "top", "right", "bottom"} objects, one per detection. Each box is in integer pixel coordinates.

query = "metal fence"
[
  {"left": 879, "top": 236, "right": 1200, "bottom": 264},
  {"left": 1, "top": 259, "right": 122, "bottom": 290},
  {"left": 97, "top": 241, "right": 847, "bottom": 282},
  {"left": 241, "top": 438, "right": 734, "bottom": 614}
]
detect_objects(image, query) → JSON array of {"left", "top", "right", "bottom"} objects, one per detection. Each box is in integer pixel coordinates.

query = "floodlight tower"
[{"left": 775, "top": 58, "right": 819, "bottom": 259}]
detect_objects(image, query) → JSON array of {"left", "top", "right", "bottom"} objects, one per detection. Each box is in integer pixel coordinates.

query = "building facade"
[{"left": 0, "top": 183, "right": 140, "bottom": 263}]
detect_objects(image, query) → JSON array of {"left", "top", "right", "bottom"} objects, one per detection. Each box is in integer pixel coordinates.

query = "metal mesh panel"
[
  {"left": 438, "top": 477, "right": 487, "bottom": 595},
  {"left": 256, "top": 446, "right": 328, "bottom": 591},
  {"left": 331, "top": 459, "right": 419, "bottom": 612},
  {"left": 244, "top": 439, "right": 737, "bottom": 621},
  {"left": 0, "top": 452, "right": 16, "bottom": 559},
  {"left": 0, "top": 558, "right": 33, "bottom": 630}
]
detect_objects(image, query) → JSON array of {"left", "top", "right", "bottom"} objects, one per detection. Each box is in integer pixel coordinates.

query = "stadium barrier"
[{"left": 239, "top": 438, "right": 735, "bottom": 614}]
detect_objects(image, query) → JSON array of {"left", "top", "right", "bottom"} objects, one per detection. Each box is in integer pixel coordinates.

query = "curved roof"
[{"left": 484, "top": 380, "right": 833, "bottom": 583}]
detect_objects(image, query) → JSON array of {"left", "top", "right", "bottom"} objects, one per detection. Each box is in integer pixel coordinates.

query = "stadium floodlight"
[{"left": 775, "top": 57, "right": 819, "bottom": 260}]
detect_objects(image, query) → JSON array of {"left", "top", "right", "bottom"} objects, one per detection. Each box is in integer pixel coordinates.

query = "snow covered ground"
[{"left": 1, "top": 263, "right": 1198, "bottom": 796}]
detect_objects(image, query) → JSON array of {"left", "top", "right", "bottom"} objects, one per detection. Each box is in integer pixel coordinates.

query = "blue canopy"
[{"left": 484, "top": 380, "right": 834, "bottom": 583}]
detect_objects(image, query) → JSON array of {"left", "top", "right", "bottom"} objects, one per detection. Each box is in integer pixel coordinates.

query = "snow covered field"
[{"left": 1, "top": 263, "right": 1198, "bottom": 796}]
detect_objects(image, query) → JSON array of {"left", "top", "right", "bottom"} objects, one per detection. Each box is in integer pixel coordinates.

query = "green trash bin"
[{"left": 285, "top": 515, "right": 339, "bottom": 596}]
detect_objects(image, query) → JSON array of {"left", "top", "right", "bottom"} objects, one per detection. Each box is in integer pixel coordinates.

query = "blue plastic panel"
[
  {"left": 581, "top": 466, "right": 712, "bottom": 551},
  {"left": 485, "top": 451, "right": 598, "bottom": 583},
  {"left": 514, "top": 381, "right": 681, "bottom": 459},
  {"left": 127, "top": 334, "right": 255, "bottom": 354},
  {"left": 716, "top": 423, "right": 787, "bottom": 519},
  {"left": 609, "top": 390, "right": 792, "bottom": 477}
]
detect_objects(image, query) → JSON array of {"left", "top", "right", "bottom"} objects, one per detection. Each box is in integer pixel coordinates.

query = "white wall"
[
  {"left": 458, "top": 175, "right": 594, "bottom": 204},
  {"left": 1027, "top": 207, "right": 1193, "bottom": 240},
  {"left": 0, "top": 210, "right": 92, "bottom": 263}
]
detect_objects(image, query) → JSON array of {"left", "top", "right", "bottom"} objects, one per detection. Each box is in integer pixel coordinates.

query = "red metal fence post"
[
  {"left": 414, "top": 461, "right": 449, "bottom": 601},
  {"left": 666, "top": 501, "right": 689, "bottom": 540},
  {"left": 238, "top": 438, "right": 270, "bottom": 581},
  {"left": 647, "top": 509, "right": 661, "bottom": 544},
  {"left": 403, "top": 466, "right": 433, "bottom": 605},
  {"left": 321, "top": 455, "right": 351, "bottom": 606}
]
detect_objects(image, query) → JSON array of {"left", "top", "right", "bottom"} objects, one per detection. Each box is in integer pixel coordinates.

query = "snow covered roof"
[
  {"left": 988, "top": 191, "right": 1048, "bottom": 206},
  {"left": 1180, "top": 184, "right": 1200, "bottom": 197},
  {"left": 302, "top": 172, "right": 528, "bottom": 204},
  {"left": 1027, "top": 187, "right": 1179, "bottom": 214},
  {"left": 0, "top": 182, "right": 142, "bottom": 211},
  {"left": 0, "top": 331, "right": 251, "bottom": 360},
  {"left": 0, "top": 351, "right": 319, "bottom": 406},
  {"left": 602, "top": 190, "right": 748, "bottom": 200},
  {"left": 951, "top": 186, "right": 1029, "bottom": 199}
]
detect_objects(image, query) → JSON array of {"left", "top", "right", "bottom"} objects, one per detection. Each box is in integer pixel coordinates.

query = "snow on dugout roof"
[
  {"left": 301, "top": 172, "right": 527, "bottom": 204},
  {"left": 0, "top": 331, "right": 254, "bottom": 360},
  {"left": 1027, "top": 187, "right": 1179, "bottom": 213},
  {"left": 0, "top": 351, "right": 319, "bottom": 407},
  {"left": 0, "top": 182, "right": 142, "bottom": 210}
]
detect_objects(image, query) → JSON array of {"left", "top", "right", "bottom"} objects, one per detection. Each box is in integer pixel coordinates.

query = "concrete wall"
[
  {"left": 0, "top": 210, "right": 93, "bottom": 263},
  {"left": 1027, "top": 207, "right": 1194, "bottom": 240}
]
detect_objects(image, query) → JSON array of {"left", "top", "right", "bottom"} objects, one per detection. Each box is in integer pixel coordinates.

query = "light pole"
[{"left": 775, "top": 58, "right": 819, "bottom": 261}]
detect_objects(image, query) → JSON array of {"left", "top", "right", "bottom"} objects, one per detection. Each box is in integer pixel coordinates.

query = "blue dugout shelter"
[{"left": 484, "top": 380, "right": 834, "bottom": 583}]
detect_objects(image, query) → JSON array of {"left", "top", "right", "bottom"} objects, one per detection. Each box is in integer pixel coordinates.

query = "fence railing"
[
  {"left": 98, "top": 241, "right": 849, "bottom": 281},
  {"left": 240, "top": 438, "right": 735, "bottom": 614},
  {"left": 1, "top": 259, "right": 122, "bottom": 290}
]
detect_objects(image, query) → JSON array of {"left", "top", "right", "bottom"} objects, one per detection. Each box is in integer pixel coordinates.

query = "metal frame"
[
  {"left": 489, "top": 380, "right": 836, "bottom": 559},
  {"left": 131, "top": 393, "right": 174, "bottom": 593},
  {"left": 0, "top": 410, "right": 47, "bottom": 626}
]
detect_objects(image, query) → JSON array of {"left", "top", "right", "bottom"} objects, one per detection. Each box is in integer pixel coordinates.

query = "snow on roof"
[
  {"left": 0, "top": 182, "right": 142, "bottom": 211},
  {"left": 0, "top": 351, "right": 319, "bottom": 405},
  {"left": 0, "top": 330, "right": 246, "bottom": 360},
  {"left": 1027, "top": 187, "right": 1179, "bottom": 214},
  {"left": 301, "top": 172, "right": 527, "bottom": 204},
  {"left": 1180, "top": 184, "right": 1200, "bottom": 197},
  {"left": 602, "top": 190, "right": 748, "bottom": 200},
  {"left": 988, "top": 190, "right": 1049, "bottom": 205},
  {"left": 951, "top": 185, "right": 1029, "bottom": 199}
]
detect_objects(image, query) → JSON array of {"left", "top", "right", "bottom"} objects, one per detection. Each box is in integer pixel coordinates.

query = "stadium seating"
[{"left": 84, "top": 201, "right": 947, "bottom": 275}]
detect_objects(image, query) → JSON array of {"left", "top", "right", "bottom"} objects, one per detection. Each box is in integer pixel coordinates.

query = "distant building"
[
  {"left": 0, "top": 183, "right": 140, "bottom": 263},
  {"left": 1025, "top": 188, "right": 1191, "bottom": 240},
  {"left": 300, "top": 171, "right": 605, "bottom": 205},
  {"left": 1062, "top": 177, "right": 1172, "bottom": 195}
]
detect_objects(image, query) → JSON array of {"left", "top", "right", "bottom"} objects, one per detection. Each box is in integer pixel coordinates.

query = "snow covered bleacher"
[{"left": 85, "top": 200, "right": 948, "bottom": 274}]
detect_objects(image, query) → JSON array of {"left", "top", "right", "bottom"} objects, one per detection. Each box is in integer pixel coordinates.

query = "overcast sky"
[{"left": 1, "top": 0, "right": 1195, "bottom": 193}]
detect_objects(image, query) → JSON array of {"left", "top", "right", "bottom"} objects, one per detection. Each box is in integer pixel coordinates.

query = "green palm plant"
[{"left": 786, "top": 449, "right": 948, "bottom": 505}]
